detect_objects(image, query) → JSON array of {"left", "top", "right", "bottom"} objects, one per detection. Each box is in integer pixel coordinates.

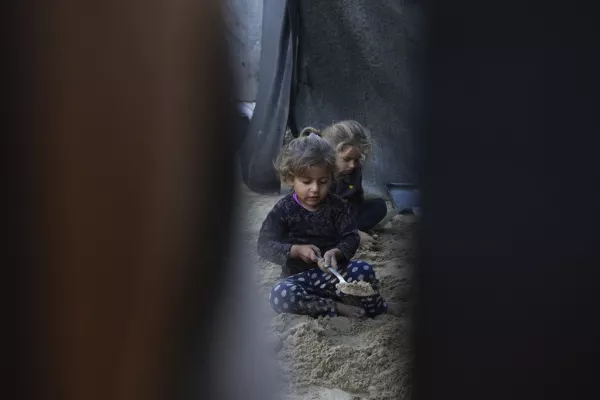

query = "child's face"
[
  {"left": 292, "top": 164, "right": 332, "bottom": 209},
  {"left": 336, "top": 146, "right": 362, "bottom": 175}
]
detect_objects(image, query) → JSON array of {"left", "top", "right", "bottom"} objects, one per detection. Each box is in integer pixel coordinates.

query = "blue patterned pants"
[{"left": 269, "top": 260, "right": 388, "bottom": 317}]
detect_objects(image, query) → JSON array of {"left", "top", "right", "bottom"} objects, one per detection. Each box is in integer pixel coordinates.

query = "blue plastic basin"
[{"left": 386, "top": 183, "right": 420, "bottom": 213}]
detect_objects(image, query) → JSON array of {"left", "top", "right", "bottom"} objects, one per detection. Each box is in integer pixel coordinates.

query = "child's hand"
[
  {"left": 322, "top": 248, "right": 342, "bottom": 271},
  {"left": 290, "top": 244, "right": 321, "bottom": 264},
  {"left": 316, "top": 257, "right": 328, "bottom": 273}
]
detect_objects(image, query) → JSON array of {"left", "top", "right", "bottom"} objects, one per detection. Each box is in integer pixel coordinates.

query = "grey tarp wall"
[
  {"left": 239, "top": 0, "right": 424, "bottom": 194},
  {"left": 223, "top": 0, "right": 263, "bottom": 101}
]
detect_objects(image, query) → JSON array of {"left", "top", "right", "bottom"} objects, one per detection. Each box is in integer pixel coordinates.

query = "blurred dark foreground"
[
  {"left": 8, "top": 1, "right": 600, "bottom": 400},
  {"left": 11, "top": 1, "right": 241, "bottom": 399}
]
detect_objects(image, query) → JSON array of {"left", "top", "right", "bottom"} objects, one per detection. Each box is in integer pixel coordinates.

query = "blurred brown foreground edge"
[{"left": 20, "top": 1, "right": 236, "bottom": 400}]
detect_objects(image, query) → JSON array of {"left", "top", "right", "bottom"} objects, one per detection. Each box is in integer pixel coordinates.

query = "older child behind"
[
  {"left": 257, "top": 133, "right": 388, "bottom": 318},
  {"left": 302, "top": 121, "right": 387, "bottom": 250}
]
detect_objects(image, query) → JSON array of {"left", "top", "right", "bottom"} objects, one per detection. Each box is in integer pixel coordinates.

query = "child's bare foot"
[
  {"left": 358, "top": 230, "right": 378, "bottom": 250},
  {"left": 335, "top": 302, "right": 366, "bottom": 318}
]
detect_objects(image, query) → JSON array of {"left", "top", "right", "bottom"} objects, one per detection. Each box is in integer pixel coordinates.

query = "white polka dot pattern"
[{"left": 268, "top": 261, "right": 387, "bottom": 317}]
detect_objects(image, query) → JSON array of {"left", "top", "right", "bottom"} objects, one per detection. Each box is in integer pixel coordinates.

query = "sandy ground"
[{"left": 239, "top": 184, "right": 415, "bottom": 400}]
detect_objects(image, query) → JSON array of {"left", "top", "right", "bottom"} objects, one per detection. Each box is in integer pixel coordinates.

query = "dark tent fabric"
[
  {"left": 239, "top": 0, "right": 424, "bottom": 195},
  {"left": 238, "top": 0, "right": 297, "bottom": 193}
]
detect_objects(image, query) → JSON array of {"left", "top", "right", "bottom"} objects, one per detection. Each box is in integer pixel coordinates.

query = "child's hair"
[
  {"left": 300, "top": 120, "right": 372, "bottom": 161},
  {"left": 275, "top": 132, "right": 336, "bottom": 183}
]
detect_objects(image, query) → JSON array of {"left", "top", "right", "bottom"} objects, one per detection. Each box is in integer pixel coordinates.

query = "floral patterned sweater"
[{"left": 257, "top": 193, "right": 360, "bottom": 277}]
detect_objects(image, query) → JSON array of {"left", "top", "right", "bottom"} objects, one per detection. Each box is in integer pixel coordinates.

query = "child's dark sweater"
[
  {"left": 257, "top": 193, "right": 360, "bottom": 277},
  {"left": 329, "top": 166, "right": 364, "bottom": 216}
]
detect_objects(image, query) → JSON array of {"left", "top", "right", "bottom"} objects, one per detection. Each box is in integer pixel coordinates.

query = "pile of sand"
[
  {"left": 336, "top": 281, "right": 376, "bottom": 297},
  {"left": 271, "top": 313, "right": 411, "bottom": 400},
  {"left": 239, "top": 186, "right": 415, "bottom": 400}
]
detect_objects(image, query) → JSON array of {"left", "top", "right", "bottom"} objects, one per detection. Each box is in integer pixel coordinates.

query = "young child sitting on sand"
[
  {"left": 301, "top": 121, "right": 387, "bottom": 250},
  {"left": 257, "top": 132, "right": 388, "bottom": 318}
]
